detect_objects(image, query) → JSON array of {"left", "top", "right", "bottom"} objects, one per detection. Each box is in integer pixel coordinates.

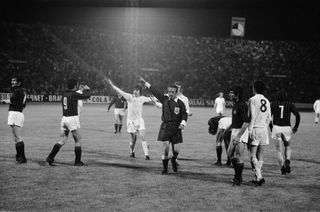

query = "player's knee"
[
  {"left": 58, "top": 140, "right": 66, "bottom": 146},
  {"left": 284, "top": 140, "right": 290, "bottom": 147}
]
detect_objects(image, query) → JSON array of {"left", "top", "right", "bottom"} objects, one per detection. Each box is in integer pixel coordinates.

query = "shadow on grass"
[{"left": 294, "top": 158, "right": 320, "bottom": 165}]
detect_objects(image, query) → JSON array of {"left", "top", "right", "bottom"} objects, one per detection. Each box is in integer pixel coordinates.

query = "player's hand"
[
  {"left": 138, "top": 75, "right": 146, "bottom": 85},
  {"left": 292, "top": 127, "right": 298, "bottom": 134},
  {"left": 2, "top": 99, "right": 10, "bottom": 104},
  {"left": 232, "top": 135, "right": 240, "bottom": 145},
  {"left": 178, "top": 124, "right": 185, "bottom": 130},
  {"left": 83, "top": 85, "right": 90, "bottom": 90},
  {"left": 106, "top": 78, "right": 114, "bottom": 86}
]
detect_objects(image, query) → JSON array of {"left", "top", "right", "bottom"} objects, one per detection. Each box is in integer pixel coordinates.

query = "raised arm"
[
  {"left": 138, "top": 76, "right": 165, "bottom": 103},
  {"left": 108, "top": 97, "right": 116, "bottom": 111},
  {"left": 107, "top": 78, "right": 132, "bottom": 101}
]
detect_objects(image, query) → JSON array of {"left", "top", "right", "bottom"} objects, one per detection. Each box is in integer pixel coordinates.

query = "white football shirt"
[
  {"left": 248, "top": 94, "right": 271, "bottom": 133},
  {"left": 314, "top": 100, "right": 320, "bottom": 113},
  {"left": 215, "top": 97, "right": 225, "bottom": 114}
]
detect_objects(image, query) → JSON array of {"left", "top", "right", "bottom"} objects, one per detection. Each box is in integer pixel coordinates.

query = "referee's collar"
[{"left": 169, "top": 97, "right": 179, "bottom": 102}]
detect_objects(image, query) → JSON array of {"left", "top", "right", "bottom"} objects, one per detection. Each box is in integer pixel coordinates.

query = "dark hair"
[
  {"left": 253, "top": 80, "right": 265, "bottom": 94},
  {"left": 134, "top": 85, "right": 142, "bottom": 95},
  {"left": 230, "top": 86, "right": 244, "bottom": 101},
  {"left": 12, "top": 75, "right": 23, "bottom": 86},
  {"left": 68, "top": 79, "right": 78, "bottom": 89},
  {"left": 168, "top": 84, "right": 179, "bottom": 92},
  {"left": 277, "top": 89, "right": 288, "bottom": 101}
]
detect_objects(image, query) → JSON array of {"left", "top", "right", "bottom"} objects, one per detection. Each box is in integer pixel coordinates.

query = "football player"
[
  {"left": 270, "top": 89, "right": 300, "bottom": 174},
  {"left": 313, "top": 98, "right": 320, "bottom": 124},
  {"left": 248, "top": 81, "right": 271, "bottom": 186},
  {"left": 5, "top": 76, "right": 27, "bottom": 164},
  {"left": 139, "top": 76, "right": 188, "bottom": 174},
  {"left": 214, "top": 92, "right": 226, "bottom": 116},
  {"left": 46, "top": 79, "right": 91, "bottom": 166},
  {"left": 108, "top": 93, "right": 127, "bottom": 134},
  {"left": 227, "top": 86, "right": 250, "bottom": 186},
  {"left": 107, "top": 78, "right": 152, "bottom": 160},
  {"left": 208, "top": 115, "right": 232, "bottom": 166}
]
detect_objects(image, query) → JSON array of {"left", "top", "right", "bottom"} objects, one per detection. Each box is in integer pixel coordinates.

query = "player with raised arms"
[
  {"left": 107, "top": 78, "right": 152, "bottom": 160},
  {"left": 46, "top": 79, "right": 91, "bottom": 166}
]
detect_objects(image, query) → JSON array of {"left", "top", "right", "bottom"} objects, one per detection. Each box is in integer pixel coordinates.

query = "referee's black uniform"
[
  {"left": 62, "top": 89, "right": 91, "bottom": 117},
  {"left": 147, "top": 85, "right": 188, "bottom": 144},
  {"left": 271, "top": 101, "right": 300, "bottom": 129}
]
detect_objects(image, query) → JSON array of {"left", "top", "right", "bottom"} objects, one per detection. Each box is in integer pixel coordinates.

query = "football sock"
[
  {"left": 141, "top": 141, "right": 149, "bottom": 156},
  {"left": 16, "top": 141, "right": 26, "bottom": 160},
  {"left": 216, "top": 146, "right": 222, "bottom": 162},
  {"left": 236, "top": 162, "right": 244, "bottom": 180},
  {"left": 252, "top": 158, "right": 263, "bottom": 179},
  {"left": 75, "top": 146, "right": 82, "bottom": 163},
  {"left": 118, "top": 124, "right": 122, "bottom": 132},
  {"left": 48, "top": 143, "right": 62, "bottom": 159},
  {"left": 162, "top": 159, "right": 169, "bottom": 171},
  {"left": 114, "top": 124, "right": 118, "bottom": 132}
]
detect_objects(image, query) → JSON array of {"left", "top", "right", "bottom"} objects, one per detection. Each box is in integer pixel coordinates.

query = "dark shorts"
[{"left": 158, "top": 122, "right": 183, "bottom": 144}]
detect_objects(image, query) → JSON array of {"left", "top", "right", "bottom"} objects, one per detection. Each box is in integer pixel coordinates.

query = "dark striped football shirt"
[
  {"left": 271, "top": 101, "right": 300, "bottom": 128},
  {"left": 108, "top": 95, "right": 126, "bottom": 110},
  {"left": 62, "top": 89, "right": 91, "bottom": 116},
  {"left": 9, "top": 86, "right": 26, "bottom": 112},
  {"left": 231, "top": 101, "right": 250, "bottom": 129}
]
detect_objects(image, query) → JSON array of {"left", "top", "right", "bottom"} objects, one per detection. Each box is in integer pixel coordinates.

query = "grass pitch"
[{"left": 0, "top": 103, "right": 320, "bottom": 211}]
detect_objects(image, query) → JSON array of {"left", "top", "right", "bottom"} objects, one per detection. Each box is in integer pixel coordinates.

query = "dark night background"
[{"left": 1, "top": 0, "right": 319, "bottom": 41}]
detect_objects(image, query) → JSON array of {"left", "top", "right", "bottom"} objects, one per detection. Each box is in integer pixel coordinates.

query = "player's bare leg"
[
  {"left": 114, "top": 114, "right": 119, "bottom": 133},
  {"left": 283, "top": 138, "right": 291, "bottom": 173},
  {"left": 118, "top": 115, "right": 123, "bottom": 133},
  {"left": 139, "top": 130, "right": 150, "bottom": 160},
  {"left": 232, "top": 143, "right": 245, "bottom": 186},
  {"left": 223, "top": 131, "right": 231, "bottom": 165},
  {"left": 11, "top": 125, "right": 27, "bottom": 163},
  {"left": 215, "top": 130, "right": 224, "bottom": 166},
  {"left": 72, "top": 129, "right": 84, "bottom": 166},
  {"left": 129, "top": 133, "right": 137, "bottom": 158},
  {"left": 161, "top": 141, "right": 170, "bottom": 174},
  {"left": 315, "top": 113, "right": 319, "bottom": 124},
  {"left": 274, "top": 137, "right": 286, "bottom": 174},
  {"left": 47, "top": 129, "right": 69, "bottom": 166}
]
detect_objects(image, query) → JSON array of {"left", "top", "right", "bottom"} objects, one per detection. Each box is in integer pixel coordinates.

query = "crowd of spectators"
[{"left": 1, "top": 21, "right": 319, "bottom": 102}]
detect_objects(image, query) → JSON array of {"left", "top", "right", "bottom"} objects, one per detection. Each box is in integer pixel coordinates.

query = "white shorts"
[
  {"left": 61, "top": 116, "right": 80, "bottom": 131},
  {"left": 251, "top": 127, "right": 269, "bottom": 146},
  {"left": 114, "top": 108, "right": 126, "bottom": 116},
  {"left": 271, "top": 125, "right": 292, "bottom": 141},
  {"left": 216, "top": 108, "right": 224, "bottom": 115},
  {"left": 8, "top": 111, "right": 24, "bottom": 127},
  {"left": 127, "top": 118, "right": 145, "bottom": 133},
  {"left": 231, "top": 128, "right": 249, "bottom": 144}
]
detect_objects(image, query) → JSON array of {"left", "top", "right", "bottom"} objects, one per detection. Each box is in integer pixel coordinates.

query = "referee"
[{"left": 139, "top": 76, "right": 188, "bottom": 175}]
